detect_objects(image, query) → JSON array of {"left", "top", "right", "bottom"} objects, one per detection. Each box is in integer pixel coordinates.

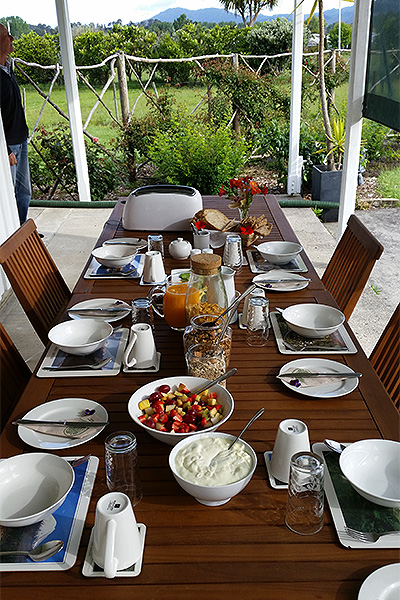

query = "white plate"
[
  {"left": 68, "top": 298, "right": 130, "bottom": 323},
  {"left": 253, "top": 272, "right": 310, "bottom": 292},
  {"left": 17, "top": 398, "right": 108, "bottom": 450},
  {"left": 103, "top": 237, "right": 147, "bottom": 251},
  {"left": 358, "top": 564, "right": 400, "bottom": 600},
  {"left": 278, "top": 358, "right": 359, "bottom": 398}
]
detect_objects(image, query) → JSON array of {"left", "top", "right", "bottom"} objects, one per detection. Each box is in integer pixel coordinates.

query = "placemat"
[
  {"left": 37, "top": 328, "right": 129, "bottom": 378},
  {"left": 246, "top": 249, "right": 307, "bottom": 274},
  {"left": 84, "top": 254, "right": 144, "bottom": 279},
  {"left": 313, "top": 443, "right": 400, "bottom": 549},
  {"left": 0, "top": 456, "right": 98, "bottom": 571},
  {"left": 270, "top": 312, "right": 358, "bottom": 354}
]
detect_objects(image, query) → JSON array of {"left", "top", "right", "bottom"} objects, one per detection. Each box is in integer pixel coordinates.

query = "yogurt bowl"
[{"left": 169, "top": 431, "right": 257, "bottom": 506}]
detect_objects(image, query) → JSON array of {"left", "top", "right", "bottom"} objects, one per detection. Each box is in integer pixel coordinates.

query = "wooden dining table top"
[{"left": 1, "top": 194, "right": 399, "bottom": 599}]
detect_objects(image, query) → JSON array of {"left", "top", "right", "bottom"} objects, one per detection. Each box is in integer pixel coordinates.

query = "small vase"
[{"left": 237, "top": 207, "right": 248, "bottom": 221}]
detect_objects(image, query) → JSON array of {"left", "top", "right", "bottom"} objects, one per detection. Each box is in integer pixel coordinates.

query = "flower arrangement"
[{"left": 218, "top": 176, "right": 268, "bottom": 220}]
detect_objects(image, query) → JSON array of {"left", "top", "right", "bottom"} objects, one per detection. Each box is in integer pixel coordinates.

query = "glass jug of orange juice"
[{"left": 149, "top": 275, "right": 199, "bottom": 331}]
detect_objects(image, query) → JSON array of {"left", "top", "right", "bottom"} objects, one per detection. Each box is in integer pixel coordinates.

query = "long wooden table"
[{"left": 1, "top": 195, "right": 399, "bottom": 599}]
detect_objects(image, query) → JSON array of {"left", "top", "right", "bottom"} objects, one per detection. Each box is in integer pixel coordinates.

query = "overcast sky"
[{"left": 1, "top": 0, "right": 343, "bottom": 28}]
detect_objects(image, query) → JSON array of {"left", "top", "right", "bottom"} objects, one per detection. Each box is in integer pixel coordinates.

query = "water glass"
[
  {"left": 246, "top": 296, "right": 269, "bottom": 346},
  {"left": 148, "top": 234, "right": 164, "bottom": 257},
  {"left": 223, "top": 234, "right": 243, "bottom": 271},
  {"left": 105, "top": 431, "right": 143, "bottom": 506},
  {"left": 285, "top": 451, "right": 325, "bottom": 535},
  {"left": 131, "top": 297, "right": 154, "bottom": 328}
]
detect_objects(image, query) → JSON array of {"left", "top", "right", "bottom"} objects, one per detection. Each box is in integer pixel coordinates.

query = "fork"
[
  {"left": 43, "top": 357, "right": 112, "bottom": 371},
  {"left": 283, "top": 340, "right": 344, "bottom": 352},
  {"left": 344, "top": 526, "right": 400, "bottom": 543}
]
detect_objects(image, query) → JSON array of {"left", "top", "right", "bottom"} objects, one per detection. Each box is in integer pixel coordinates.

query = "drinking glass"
[
  {"left": 246, "top": 296, "right": 269, "bottom": 346},
  {"left": 285, "top": 451, "right": 324, "bottom": 535},
  {"left": 223, "top": 234, "right": 243, "bottom": 271},
  {"left": 105, "top": 431, "right": 143, "bottom": 506},
  {"left": 131, "top": 297, "right": 154, "bottom": 328},
  {"left": 149, "top": 275, "right": 196, "bottom": 331},
  {"left": 147, "top": 234, "right": 164, "bottom": 257}
]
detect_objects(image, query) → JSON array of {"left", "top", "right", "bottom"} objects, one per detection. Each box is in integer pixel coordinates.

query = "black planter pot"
[{"left": 312, "top": 165, "right": 343, "bottom": 222}]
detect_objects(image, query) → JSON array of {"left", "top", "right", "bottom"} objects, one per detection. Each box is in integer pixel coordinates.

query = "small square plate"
[{"left": 246, "top": 249, "right": 307, "bottom": 274}]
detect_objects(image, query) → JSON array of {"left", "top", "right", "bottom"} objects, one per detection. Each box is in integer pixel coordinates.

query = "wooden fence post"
[
  {"left": 117, "top": 52, "right": 130, "bottom": 126},
  {"left": 232, "top": 53, "right": 240, "bottom": 137}
]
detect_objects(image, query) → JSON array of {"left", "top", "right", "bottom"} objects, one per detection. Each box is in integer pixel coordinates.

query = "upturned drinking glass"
[
  {"left": 285, "top": 451, "right": 325, "bottom": 535},
  {"left": 105, "top": 431, "right": 143, "bottom": 506},
  {"left": 246, "top": 296, "right": 269, "bottom": 346}
]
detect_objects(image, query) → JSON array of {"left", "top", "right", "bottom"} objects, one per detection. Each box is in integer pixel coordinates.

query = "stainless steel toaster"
[{"left": 122, "top": 185, "right": 203, "bottom": 231}]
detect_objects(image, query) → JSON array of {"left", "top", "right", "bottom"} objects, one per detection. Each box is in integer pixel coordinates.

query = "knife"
[
  {"left": 68, "top": 307, "right": 130, "bottom": 315},
  {"left": 277, "top": 372, "right": 362, "bottom": 378},
  {"left": 255, "top": 278, "right": 311, "bottom": 284},
  {"left": 13, "top": 419, "right": 109, "bottom": 427}
]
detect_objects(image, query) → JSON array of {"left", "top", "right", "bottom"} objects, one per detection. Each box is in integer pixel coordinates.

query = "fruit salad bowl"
[{"left": 128, "top": 376, "right": 234, "bottom": 446}]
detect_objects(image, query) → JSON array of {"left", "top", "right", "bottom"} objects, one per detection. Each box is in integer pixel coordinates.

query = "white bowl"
[
  {"left": 339, "top": 439, "right": 400, "bottom": 508},
  {"left": 128, "top": 376, "right": 234, "bottom": 446},
  {"left": 0, "top": 453, "right": 75, "bottom": 527},
  {"left": 281, "top": 303, "right": 345, "bottom": 338},
  {"left": 256, "top": 241, "right": 302, "bottom": 265},
  {"left": 92, "top": 245, "right": 137, "bottom": 268},
  {"left": 169, "top": 432, "right": 257, "bottom": 506},
  {"left": 48, "top": 319, "right": 113, "bottom": 355}
]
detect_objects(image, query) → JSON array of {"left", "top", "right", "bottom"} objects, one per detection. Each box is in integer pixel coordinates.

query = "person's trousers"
[{"left": 9, "top": 139, "right": 32, "bottom": 225}]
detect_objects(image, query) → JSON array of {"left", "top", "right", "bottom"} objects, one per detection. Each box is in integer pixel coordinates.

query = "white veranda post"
[
  {"left": 55, "top": 0, "right": 91, "bottom": 201},
  {"left": 287, "top": 0, "right": 304, "bottom": 195},
  {"left": 337, "top": 0, "right": 372, "bottom": 238}
]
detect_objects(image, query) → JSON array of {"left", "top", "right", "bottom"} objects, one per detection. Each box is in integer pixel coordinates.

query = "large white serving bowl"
[
  {"left": 92, "top": 244, "right": 137, "bottom": 268},
  {"left": 0, "top": 453, "right": 75, "bottom": 527},
  {"left": 128, "top": 376, "right": 234, "bottom": 446},
  {"left": 281, "top": 303, "right": 345, "bottom": 338},
  {"left": 48, "top": 319, "right": 113, "bottom": 355},
  {"left": 339, "top": 439, "right": 400, "bottom": 508},
  {"left": 169, "top": 432, "right": 257, "bottom": 506},
  {"left": 256, "top": 241, "right": 302, "bottom": 265}
]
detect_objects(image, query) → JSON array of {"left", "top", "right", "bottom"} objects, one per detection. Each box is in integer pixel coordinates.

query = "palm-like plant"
[{"left": 220, "top": 0, "right": 278, "bottom": 28}]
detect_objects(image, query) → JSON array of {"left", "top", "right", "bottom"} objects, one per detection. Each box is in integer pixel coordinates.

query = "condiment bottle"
[{"left": 185, "top": 254, "right": 228, "bottom": 325}]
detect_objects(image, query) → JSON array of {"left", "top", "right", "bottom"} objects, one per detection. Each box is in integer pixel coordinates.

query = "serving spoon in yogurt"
[{"left": 210, "top": 408, "right": 265, "bottom": 467}]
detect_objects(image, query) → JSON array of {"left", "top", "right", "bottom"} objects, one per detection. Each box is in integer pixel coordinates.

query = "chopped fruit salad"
[{"left": 138, "top": 383, "right": 225, "bottom": 433}]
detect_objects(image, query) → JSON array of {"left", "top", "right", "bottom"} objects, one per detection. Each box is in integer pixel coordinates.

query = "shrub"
[
  {"left": 29, "top": 125, "right": 123, "bottom": 200},
  {"left": 12, "top": 31, "right": 59, "bottom": 84},
  {"left": 148, "top": 118, "right": 249, "bottom": 194}
]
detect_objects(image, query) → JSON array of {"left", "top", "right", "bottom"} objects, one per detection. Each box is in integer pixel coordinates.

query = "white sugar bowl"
[{"left": 169, "top": 238, "right": 192, "bottom": 260}]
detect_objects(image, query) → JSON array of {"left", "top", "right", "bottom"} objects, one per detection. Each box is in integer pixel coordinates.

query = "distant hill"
[{"left": 149, "top": 6, "right": 354, "bottom": 26}]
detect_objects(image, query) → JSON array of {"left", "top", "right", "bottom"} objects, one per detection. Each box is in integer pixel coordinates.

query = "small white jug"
[
  {"left": 123, "top": 323, "right": 157, "bottom": 369},
  {"left": 142, "top": 250, "right": 166, "bottom": 283}
]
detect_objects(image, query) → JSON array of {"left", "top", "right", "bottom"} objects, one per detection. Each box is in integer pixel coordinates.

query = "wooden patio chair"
[
  {"left": 369, "top": 304, "right": 400, "bottom": 410},
  {"left": 0, "top": 323, "right": 31, "bottom": 431},
  {"left": 322, "top": 215, "right": 384, "bottom": 320},
  {"left": 0, "top": 219, "right": 71, "bottom": 345}
]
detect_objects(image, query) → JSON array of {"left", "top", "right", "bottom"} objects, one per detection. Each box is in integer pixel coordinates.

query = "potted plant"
[{"left": 312, "top": 116, "right": 345, "bottom": 204}]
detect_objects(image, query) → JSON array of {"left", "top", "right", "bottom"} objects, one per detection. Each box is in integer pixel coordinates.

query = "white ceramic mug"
[
  {"left": 242, "top": 287, "right": 265, "bottom": 327},
  {"left": 123, "top": 323, "right": 157, "bottom": 369},
  {"left": 269, "top": 419, "right": 310, "bottom": 484},
  {"left": 92, "top": 492, "right": 142, "bottom": 578},
  {"left": 142, "top": 250, "right": 166, "bottom": 283},
  {"left": 193, "top": 230, "right": 210, "bottom": 250}
]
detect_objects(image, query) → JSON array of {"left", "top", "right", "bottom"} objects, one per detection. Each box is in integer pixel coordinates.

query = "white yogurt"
[{"left": 174, "top": 437, "right": 254, "bottom": 486}]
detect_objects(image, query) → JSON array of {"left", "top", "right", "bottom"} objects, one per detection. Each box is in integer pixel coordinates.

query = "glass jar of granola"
[
  {"left": 183, "top": 314, "right": 232, "bottom": 366},
  {"left": 185, "top": 343, "right": 226, "bottom": 386}
]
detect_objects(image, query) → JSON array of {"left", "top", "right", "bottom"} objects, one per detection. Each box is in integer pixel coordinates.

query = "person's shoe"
[{"left": 38, "top": 232, "right": 45, "bottom": 238}]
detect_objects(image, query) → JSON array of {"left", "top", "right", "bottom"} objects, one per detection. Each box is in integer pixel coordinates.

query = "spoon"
[
  {"left": 191, "top": 368, "right": 237, "bottom": 396},
  {"left": 210, "top": 407, "right": 265, "bottom": 467},
  {"left": 0, "top": 540, "right": 64, "bottom": 562},
  {"left": 323, "top": 439, "right": 348, "bottom": 454},
  {"left": 204, "top": 285, "right": 258, "bottom": 328}
]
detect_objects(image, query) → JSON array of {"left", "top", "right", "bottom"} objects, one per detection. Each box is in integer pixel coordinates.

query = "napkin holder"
[{"left": 123, "top": 185, "right": 203, "bottom": 231}]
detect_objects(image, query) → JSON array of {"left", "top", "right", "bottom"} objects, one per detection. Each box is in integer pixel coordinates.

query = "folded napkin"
[
  {"left": 278, "top": 368, "right": 347, "bottom": 388},
  {"left": 22, "top": 417, "right": 104, "bottom": 439}
]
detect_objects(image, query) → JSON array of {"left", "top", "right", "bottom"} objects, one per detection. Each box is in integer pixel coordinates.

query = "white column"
[
  {"left": 287, "top": 0, "right": 304, "bottom": 195},
  {"left": 55, "top": 0, "right": 91, "bottom": 201},
  {"left": 0, "top": 112, "right": 20, "bottom": 298},
  {"left": 337, "top": 0, "right": 372, "bottom": 238}
]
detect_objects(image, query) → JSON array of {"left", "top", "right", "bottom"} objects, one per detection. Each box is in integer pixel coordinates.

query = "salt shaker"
[
  {"left": 148, "top": 234, "right": 164, "bottom": 258},
  {"left": 105, "top": 431, "right": 143, "bottom": 506}
]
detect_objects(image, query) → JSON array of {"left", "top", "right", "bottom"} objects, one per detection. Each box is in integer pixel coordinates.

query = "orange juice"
[{"left": 163, "top": 283, "right": 188, "bottom": 329}]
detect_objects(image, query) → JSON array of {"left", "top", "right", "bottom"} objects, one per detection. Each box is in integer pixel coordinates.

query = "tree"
[
  {"left": 0, "top": 16, "right": 30, "bottom": 39},
  {"left": 328, "top": 22, "right": 352, "bottom": 49},
  {"left": 219, "top": 0, "right": 279, "bottom": 27}
]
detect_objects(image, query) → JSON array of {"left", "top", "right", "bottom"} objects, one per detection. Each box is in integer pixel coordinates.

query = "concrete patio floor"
[{"left": 1, "top": 202, "right": 398, "bottom": 371}]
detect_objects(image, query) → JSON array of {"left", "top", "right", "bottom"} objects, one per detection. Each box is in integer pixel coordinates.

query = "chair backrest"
[
  {"left": 369, "top": 304, "right": 400, "bottom": 410},
  {"left": 0, "top": 219, "right": 71, "bottom": 345},
  {"left": 0, "top": 323, "right": 31, "bottom": 430},
  {"left": 322, "top": 215, "right": 383, "bottom": 320}
]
